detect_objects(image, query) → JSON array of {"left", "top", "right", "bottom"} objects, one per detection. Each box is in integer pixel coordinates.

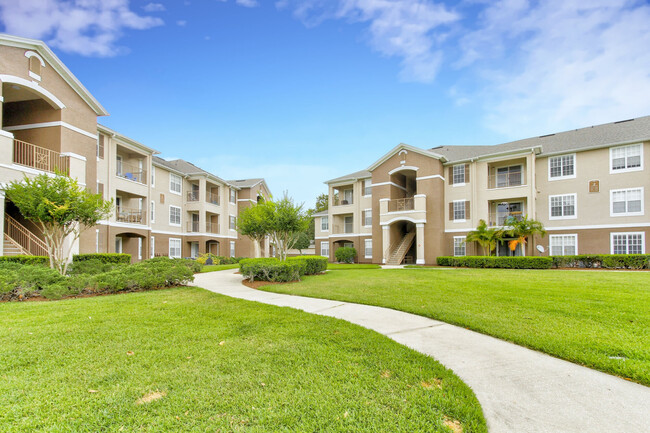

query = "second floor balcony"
[
  {"left": 206, "top": 222, "right": 220, "bottom": 234},
  {"left": 13, "top": 139, "right": 70, "bottom": 175},
  {"left": 116, "top": 161, "right": 147, "bottom": 184},
  {"left": 488, "top": 211, "right": 525, "bottom": 227},
  {"left": 116, "top": 208, "right": 146, "bottom": 225},
  {"left": 388, "top": 197, "right": 414, "bottom": 212}
]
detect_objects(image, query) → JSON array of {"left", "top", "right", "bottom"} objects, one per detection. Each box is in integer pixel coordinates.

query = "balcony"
[
  {"left": 333, "top": 224, "right": 354, "bottom": 235},
  {"left": 206, "top": 192, "right": 220, "bottom": 205},
  {"left": 388, "top": 197, "right": 414, "bottom": 212},
  {"left": 187, "top": 221, "right": 200, "bottom": 232},
  {"left": 333, "top": 196, "right": 353, "bottom": 206},
  {"left": 206, "top": 222, "right": 220, "bottom": 234},
  {"left": 13, "top": 139, "right": 69, "bottom": 174},
  {"left": 379, "top": 195, "right": 427, "bottom": 226},
  {"left": 488, "top": 211, "right": 525, "bottom": 227},
  {"left": 187, "top": 191, "right": 199, "bottom": 202},
  {"left": 116, "top": 162, "right": 146, "bottom": 184},
  {"left": 116, "top": 208, "right": 146, "bottom": 225}
]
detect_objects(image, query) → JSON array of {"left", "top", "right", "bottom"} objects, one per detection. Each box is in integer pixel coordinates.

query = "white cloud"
[
  {"left": 143, "top": 2, "right": 165, "bottom": 12},
  {"left": 236, "top": 0, "right": 259, "bottom": 8},
  {"left": 0, "top": 0, "right": 164, "bottom": 56},
  {"left": 177, "top": 20, "right": 187, "bottom": 26},
  {"left": 279, "top": 0, "right": 459, "bottom": 82},
  {"left": 459, "top": 0, "right": 650, "bottom": 138}
]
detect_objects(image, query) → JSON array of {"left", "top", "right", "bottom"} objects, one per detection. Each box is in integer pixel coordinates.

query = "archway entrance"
[{"left": 385, "top": 220, "right": 417, "bottom": 265}]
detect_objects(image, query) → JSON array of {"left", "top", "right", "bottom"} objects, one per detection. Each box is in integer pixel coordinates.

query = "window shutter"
[
  {"left": 465, "top": 200, "right": 470, "bottom": 219},
  {"left": 160, "top": 193, "right": 165, "bottom": 204},
  {"left": 465, "top": 164, "right": 470, "bottom": 183},
  {"left": 448, "top": 167, "right": 454, "bottom": 185},
  {"left": 449, "top": 202, "right": 453, "bottom": 220}
]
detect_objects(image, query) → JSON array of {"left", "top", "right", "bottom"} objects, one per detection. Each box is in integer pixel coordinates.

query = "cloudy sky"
[{"left": 1, "top": 0, "right": 649, "bottom": 207}]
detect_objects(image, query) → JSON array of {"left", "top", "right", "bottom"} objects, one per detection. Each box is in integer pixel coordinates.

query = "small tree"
[
  {"left": 290, "top": 232, "right": 311, "bottom": 254},
  {"left": 466, "top": 219, "right": 503, "bottom": 256},
  {"left": 504, "top": 215, "right": 546, "bottom": 253},
  {"left": 266, "top": 193, "right": 310, "bottom": 261},
  {"left": 314, "top": 193, "right": 328, "bottom": 213},
  {"left": 237, "top": 202, "right": 270, "bottom": 257},
  {"left": 5, "top": 173, "right": 113, "bottom": 275}
]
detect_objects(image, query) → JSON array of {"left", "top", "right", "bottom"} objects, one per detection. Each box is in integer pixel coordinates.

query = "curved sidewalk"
[{"left": 193, "top": 270, "right": 650, "bottom": 433}]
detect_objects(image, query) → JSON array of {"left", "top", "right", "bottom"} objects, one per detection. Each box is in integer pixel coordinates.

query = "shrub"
[
  {"left": 0, "top": 263, "right": 66, "bottom": 300},
  {"left": 67, "top": 258, "right": 124, "bottom": 276},
  {"left": 335, "top": 247, "right": 356, "bottom": 264},
  {"left": 287, "top": 256, "right": 328, "bottom": 275},
  {"left": 436, "top": 256, "right": 553, "bottom": 269},
  {"left": 239, "top": 258, "right": 305, "bottom": 282},
  {"left": 89, "top": 258, "right": 195, "bottom": 292},
  {"left": 551, "top": 254, "right": 650, "bottom": 269},
  {"left": 145, "top": 256, "right": 203, "bottom": 273},
  {"left": 73, "top": 253, "right": 131, "bottom": 265},
  {"left": 197, "top": 253, "right": 220, "bottom": 265},
  {"left": 0, "top": 256, "right": 48, "bottom": 266}
]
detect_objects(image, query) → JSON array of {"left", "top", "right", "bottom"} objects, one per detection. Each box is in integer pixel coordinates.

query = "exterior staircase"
[
  {"left": 3, "top": 215, "right": 48, "bottom": 256},
  {"left": 3, "top": 234, "right": 27, "bottom": 256},
  {"left": 385, "top": 231, "right": 416, "bottom": 265}
]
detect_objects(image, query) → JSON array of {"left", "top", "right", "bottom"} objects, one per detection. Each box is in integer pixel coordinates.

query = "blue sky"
[{"left": 2, "top": 0, "right": 650, "bottom": 208}]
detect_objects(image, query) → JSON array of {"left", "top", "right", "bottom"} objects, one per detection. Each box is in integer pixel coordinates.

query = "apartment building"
[
  {"left": 0, "top": 34, "right": 269, "bottom": 261},
  {"left": 316, "top": 117, "right": 650, "bottom": 265}
]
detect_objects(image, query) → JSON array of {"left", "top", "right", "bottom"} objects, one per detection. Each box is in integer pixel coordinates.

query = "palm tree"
[
  {"left": 466, "top": 219, "right": 504, "bottom": 256},
  {"left": 504, "top": 215, "right": 546, "bottom": 253}
]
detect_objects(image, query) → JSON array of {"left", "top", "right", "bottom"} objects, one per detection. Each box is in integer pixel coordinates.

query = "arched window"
[{"left": 25, "top": 51, "right": 45, "bottom": 81}]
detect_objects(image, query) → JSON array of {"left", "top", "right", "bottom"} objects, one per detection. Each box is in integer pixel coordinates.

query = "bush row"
[
  {"left": 197, "top": 254, "right": 245, "bottom": 265},
  {"left": 437, "top": 256, "right": 553, "bottom": 269},
  {"left": 0, "top": 256, "right": 49, "bottom": 266},
  {"left": 287, "top": 256, "right": 328, "bottom": 275},
  {"left": 239, "top": 256, "right": 328, "bottom": 282},
  {"left": 73, "top": 253, "right": 131, "bottom": 264},
  {"left": 551, "top": 254, "right": 650, "bottom": 269}
]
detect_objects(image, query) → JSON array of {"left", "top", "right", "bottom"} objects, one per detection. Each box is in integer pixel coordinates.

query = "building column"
[
  {"left": 382, "top": 225, "right": 389, "bottom": 264},
  {"left": 0, "top": 78, "right": 4, "bottom": 128},
  {"left": 0, "top": 190, "right": 5, "bottom": 257},
  {"left": 416, "top": 223, "right": 425, "bottom": 265}
]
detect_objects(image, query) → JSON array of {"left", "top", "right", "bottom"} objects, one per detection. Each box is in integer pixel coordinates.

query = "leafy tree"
[
  {"left": 466, "top": 219, "right": 504, "bottom": 256},
  {"left": 290, "top": 232, "right": 311, "bottom": 254},
  {"left": 314, "top": 193, "right": 328, "bottom": 213},
  {"left": 5, "top": 173, "right": 113, "bottom": 275},
  {"left": 504, "top": 215, "right": 546, "bottom": 252},
  {"left": 237, "top": 202, "right": 271, "bottom": 257}
]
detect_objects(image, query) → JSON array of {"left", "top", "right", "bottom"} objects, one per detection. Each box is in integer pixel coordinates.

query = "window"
[
  {"left": 137, "top": 238, "right": 142, "bottom": 260},
  {"left": 230, "top": 241, "right": 236, "bottom": 258},
  {"left": 364, "top": 239, "right": 372, "bottom": 258},
  {"left": 454, "top": 237, "right": 466, "bottom": 256},
  {"left": 610, "top": 188, "right": 643, "bottom": 216},
  {"left": 115, "top": 237, "right": 123, "bottom": 254},
  {"left": 169, "top": 238, "right": 181, "bottom": 258},
  {"left": 453, "top": 164, "right": 465, "bottom": 184},
  {"left": 611, "top": 144, "right": 642, "bottom": 173},
  {"left": 190, "top": 242, "right": 199, "bottom": 259},
  {"left": 150, "top": 236, "right": 155, "bottom": 258},
  {"left": 549, "top": 194, "right": 576, "bottom": 219},
  {"left": 28, "top": 55, "right": 42, "bottom": 78},
  {"left": 321, "top": 216, "right": 329, "bottom": 231},
  {"left": 169, "top": 205, "right": 181, "bottom": 226},
  {"left": 550, "top": 234, "right": 577, "bottom": 256},
  {"left": 150, "top": 201, "right": 155, "bottom": 223},
  {"left": 95, "top": 229, "right": 99, "bottom": 253},
  {"left": 344, "top": 216, "right": 353, "bottom": 233},
  {"left": 230, "top": 188, "right": 237, "bottom": 204},
  {"left": 363, "top": 179, "right": 372, "bottom": 196},
  {"left": 611, "top": 233, "right": 645, "bottom": 254},
  {"left": 549, "top": 154, "right": 575, "bottom": 179},
  {"left": 453, "top": 200, "right": 466, "bottom": 221},
  {"left": 116, "top": 155, "right": 123, "bottom": 176},
  {"left": 170, "top": 173, "right": 182, "bottom": 195},
  {"left": 495, "top": 165, "right": 522, "bottom": 188},
  {"left": 229, "top": 215, "right": 236, "bottom": 230},
  {"left": 97, "top": 182, "right": 104, "bottom": 198},
  {"left": 321, "top": 242, "right": 329, "bottom": 257},
  {"left": 151, "top": 166, "right": 155, "bottom": 187},
  {"left": 97, "top": 135, "right": 104, "bottom": 159},
  {"left": 363, "top": 209, "right": 372, "bottom": 226}
]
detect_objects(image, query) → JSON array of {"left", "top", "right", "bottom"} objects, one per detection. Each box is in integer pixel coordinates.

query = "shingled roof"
[
  {"left": 325, "top": 169, "right": 372, "bottom": 184},
  {"left": 152, "top": 157, "right": 228, "bottom": 184}
]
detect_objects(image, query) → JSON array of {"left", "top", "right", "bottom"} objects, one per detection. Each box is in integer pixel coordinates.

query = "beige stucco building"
[
  {"left": 317, "top": 118, "right": 650, "bottom": 265},
  {"left": 0, "top": 34, "right": 270, "bottom": 262}
]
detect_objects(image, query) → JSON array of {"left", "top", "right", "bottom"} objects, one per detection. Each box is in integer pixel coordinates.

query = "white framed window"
[
  {"left": 453, "top": 200, "right": 466, "bottom": 221},
  {"left": 548, "top": 154, "right": 575, "bottom": 180},
  {"left": 549, "top": 194, "right": 577, "bottom": 219},
  {"left": 170, "top": 173, "right": 182, "bottom": 195},
  {"left": 453, "top": 236, "right": 466, "bottom": 256},
  {"left": 151, "top": 166, "right": 155, "bottom": 187},
  {"left": 610, "top": 144, "right": 642, "bottom": 173},
  {"left": 549, "top": 234, "right": 577, "bottom": 256},
  {"left": 321, "top": 216, "right": 329, "bottom": 232},
  {"left": 116, "top": 155, "right": 123, "bottom": 176},
  {"left": 150, "top": 236, "right": 155, "bottom": 259},
  {"left": 321, "top": 242, "right": 329, "bottom": 257},
  {"left": 610, "top": 187, "right": 644, "bottom": 216},
  {"left": 150, "top": 201, "right": 155, "bottom": 223},
  {"left": 137, "top": 238, "right": 142, "bottom": 260},
  {"left": 363, "top": 179, "right": 372, "bottom": 196},
  {"left": 230, "top": 241, "right": 236, "bottom": 258},
  {"left": 344, "top": 216, "right": 353, "bottom": 233},
  {"left": 230, "top": 188, "right": 237, "bottom": 204},
  {"left": 363, "top": 209, "right": 372, "bottom": 227},
  {"left": 452, "top": 164, "right": 465, "bottom": 185},
  {"left": 610, "top": 232, "right": 645, "bottom": 254},
  {"left": 115, "top": 237, "right": 123, "bottom": 254},
  {"left": 169, "top": 238, "right": 182, "bottom": 258},
  {"left": 190, "top": 242, "right": 199, "bottom": 259},
  {"left": 364, "top": 239, "right": 372, "bottom": 258},
  {"left": 97, "top": 135, "right": 104, "bottom": 159},
  {"left": 95, "top": 229, "right": 99, "bottom": 253},
  {"left": 229, "top": 215, "right": 236, "bottom": 230},
  {"left": 169, "top": 205, "right": 181, "bottom": 226}
]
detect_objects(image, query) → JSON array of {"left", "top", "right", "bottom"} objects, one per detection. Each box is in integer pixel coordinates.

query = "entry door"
[
  {"left": 190, "top": 242, "right": 199, "bottom": 259},
  {"left": 191, "top": 213, "right": 200, "bottom": 232}
]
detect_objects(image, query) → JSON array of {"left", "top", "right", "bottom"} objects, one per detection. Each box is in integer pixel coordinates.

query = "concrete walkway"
[{"left": 193, "top": 270, "right": 650, "bottom": 433}]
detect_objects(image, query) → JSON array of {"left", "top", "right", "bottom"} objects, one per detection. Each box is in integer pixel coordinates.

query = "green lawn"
[
  {"left": 0, "top": 287, "right": 486, "bottom": 432},
  {"left": 200, "top": 263, "right": 240, "bottom": 273},
  {"left": 257, "top": 268, "right": 650, "bottom": 385},
  {"left": 327, "top": 263, "right": 381, "bottom": 270}
]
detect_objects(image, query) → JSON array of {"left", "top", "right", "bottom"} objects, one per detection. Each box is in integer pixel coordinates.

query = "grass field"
[
  {"left": 327, "top": 263, "right": 381, "bottom": 270},
  {"left": 257, "top": 268, "right": 650, "bottom": 385},
  {"left": 200, "top": 263, "right": 240, "bottom": 273},
  {"left": 0, "top": 287, "right": 486, "bottom": 432}
]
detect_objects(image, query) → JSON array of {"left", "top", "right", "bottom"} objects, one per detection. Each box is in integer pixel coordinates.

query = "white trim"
[
  {"left": 610, "top": 187, "right": 644, "bottom": 217},
  {"left": 0, "top": 75, "right": 66, "bottom": 109},
  {"left": 610, "top": 232, "right": 645, "bottom": 254},
  {"left": 413, "top": 194, "right": 426, "bottom": 198},
  {"left": 329, "top": 233, "right": 365, "bottom": 238},
  {"left": 453, "top": 235, "right": 467, "bottom": 257},
  {"left": 548, "top": 153, "right": 576, "bottom": 181},
  {"left": 169, "top": 205, "right": 182, "bottom": 227},
  {"left": 549, "top": 234, "right": 578, "bottom": 256},
  {"left": 415, "top": 259, "right": 425, "bottom": 264},
  {"left": 149, "top": 228, "right": 238, "bottom": 239},
  {"left": 452, "top": 199, "right": 467, "bottom": 221},
  {"left": 237, "top": 198, "right": 256, "bottom": 203},
  {"left": 545, "top": 222, "right": 650, "bottom": 231},
  {"left": 0, "top": 162, "right": 63, "bottom": 177},
  {"left": 3, "top": 121, "right": 97, "bottom": 140},
  {"left": 609, "top": 143, "right": 643, "bottom": 174},
  {"left": 548, "top": 193, "right": 578, "bottom": 220},
  {"left": 0, "top": 129, "right": 14, "bottom": 139},
  {"left": 415, "top": 174, "right": 445, "bottom": 181},
  {"left": 24, "top": 50, "right": 46, "bottom": 67},
  {"left": 380, "top": 217, "right": 426, "bottom": 226},
  {"left": 315, "top": 236, "right": 329, "bottom": 240},
  {"left": 367, "top": 143, "right": 446, "bottom": 172},
  {"left": 169, "top": 238, "right": 182, "bottom": 259},
  {"left": 381, "top": 210, "right": 424, "bottom": 216},
  {"left": 371, "top": 181, "right": 408, "bottom": 192},
  {"left": 379, "top": 198, "right": 390, "bottom": 202},
  {"left": 169, "top": 173, "right": 182, "bottom": 195},
  {"left": 0, "top": 96, "right": 4, "bottom": 103},
  {"left": 60, "top": 152, "right": 87, "bottom": 162},
  {"left": 364, "top": 238, "right": 373, "bottom": 258},
  {"left": 451, "top": 164, "right": 466, "bottom": 185},
  {"left": 97, "top": 220, "right": 152, "bottom": 230},
  {"left": 388, "top": 165, "right": 419, "bottom": 175},
  {"left": 150, "top": 236, "right": 155, "bottom": 259},
  {"left": 28, "top": 71, "right": 41, "bottom": 81}
]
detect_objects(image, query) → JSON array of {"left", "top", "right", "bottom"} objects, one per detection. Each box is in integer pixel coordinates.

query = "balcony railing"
[
  {"left": 187, "top": 191, "right": 199, "bottom": 202},
  {"left": 206, "top": 192, "right": 220, "bottom": 205},
  {"left": 116, "top": 208, "right": 146, "bottom": 224},
  {"left": 13, "top": 139, "right": 69, "bottom": 174},
  {"left": 187, "top": 221, "right": 200, "bottom": 232},
  {"left": 116, "top": 162, "right": 146, "bottom": 184},
  {"left": 488, "top": 173, "right": 524, "bottom": 189},
  {"left": 333, "top": 224, "right": 354, "bottom": 234},
  {"left": 333, "top": 197, "right": 353, "bottom": 206},
  {"left": 206, "top": 222, "right": 220, "bottom": 234},
  {"left": 488, "top": 211, "right": 525, "bottom": 227},
  {"left": 388, "top": 197, "right": 414, "bottom": 212}
]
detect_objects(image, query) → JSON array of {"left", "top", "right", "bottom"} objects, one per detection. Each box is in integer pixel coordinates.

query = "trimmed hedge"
[
  {"left": 551, "top": 254, "right": 650, "bottom": 269},
  {"left": 73, "top": 253, "right": 131, "bottom": 264},
  {"left": 239, "top": 258, "right": 305, "bottom": 282},
  {"left": 287, "top": 256, "right": 328, "bottom": 275},
  {"left": 0, "top": 256, "right": 48, "bottom": 266},
  {"left": 437, "top": 256, "right": 553, "bottom": 269},
  {"left": 335, "top": 247, "right": 356, "bottom": 264}
]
